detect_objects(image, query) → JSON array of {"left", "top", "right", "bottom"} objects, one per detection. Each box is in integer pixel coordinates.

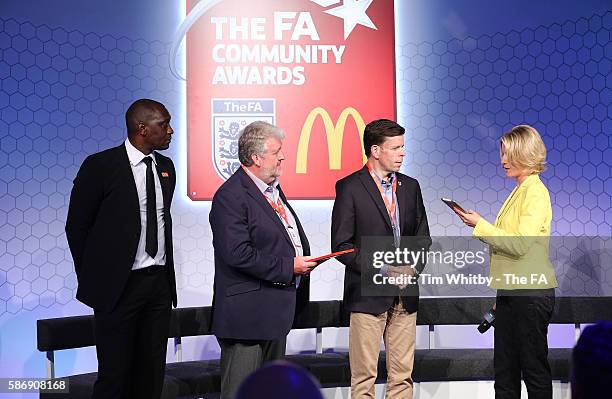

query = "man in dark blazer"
[
  {"left": 209, "top": 121, "right": 315, "bottom": 399},
  {"left": 332, "top": 119, "right": 431, "bottom": 399},
  {"left": 65, "top": 99, "right": 177, "bottom": 399}
]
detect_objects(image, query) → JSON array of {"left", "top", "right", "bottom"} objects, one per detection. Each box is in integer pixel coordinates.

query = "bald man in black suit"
[{"left": 66, "top": 99, "right": 177, "bottom": 399}]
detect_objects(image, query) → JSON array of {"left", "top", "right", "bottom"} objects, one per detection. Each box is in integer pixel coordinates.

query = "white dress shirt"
[{"left": 125, "top": 139, "right": 166, "bottom": 270}]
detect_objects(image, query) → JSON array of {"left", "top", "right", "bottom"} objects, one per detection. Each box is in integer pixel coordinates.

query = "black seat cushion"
[
  {"left": 40, "top": 360, "right": 221, "bottom": 399},
  {"left": 287, "top": 351, "right": 351, "bottom": 387},
  {"left": 414, "top": 349, "right": 494, "bottom": 381}
]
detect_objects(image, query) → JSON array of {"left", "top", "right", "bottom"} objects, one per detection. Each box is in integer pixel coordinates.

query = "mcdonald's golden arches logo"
[{"left": 296, "top": 107, "right": 368, "bottom": 174}]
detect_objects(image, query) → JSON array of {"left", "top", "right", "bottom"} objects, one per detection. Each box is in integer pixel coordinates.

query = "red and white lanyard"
[
  {"left": 265, "top": 195, "right": 289, "bottom": 226},
  {"left": 366, "top": 162, "right": 397, "bottom": 227}
]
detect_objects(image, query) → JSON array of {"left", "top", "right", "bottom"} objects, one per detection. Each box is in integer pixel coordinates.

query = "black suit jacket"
[
  {"left": 331, "top": 166, "right": 431, "bottom": 314},
  {"left": 209, "top": 167, "right": 310, "bottom": 340},
  {"left": 65, "top": 144, "right": 177, "bottom": 312}
]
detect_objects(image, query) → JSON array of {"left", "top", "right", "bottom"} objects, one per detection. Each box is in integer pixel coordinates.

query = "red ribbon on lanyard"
[
  {"left": 366, "top": 162, "right": 397, "bottom": 226},
  {"left": 265, "top": 195, "right": 289, "bottom": 225}
]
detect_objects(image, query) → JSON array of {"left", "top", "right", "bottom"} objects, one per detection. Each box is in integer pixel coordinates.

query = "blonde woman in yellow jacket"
[{"left": 455, "top": 125, "right": 557, "bottom": 399}]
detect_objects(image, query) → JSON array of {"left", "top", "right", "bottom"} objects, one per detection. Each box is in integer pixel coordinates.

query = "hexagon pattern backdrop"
[
  {"left": 0, "top": 18, "right": 183, "bottom": 316},
  {"left": 400, "top": 14, "right": 612, "bottom": 237},
  {"left": 0, "top": 0, "right": 611, "bottom": 381}
]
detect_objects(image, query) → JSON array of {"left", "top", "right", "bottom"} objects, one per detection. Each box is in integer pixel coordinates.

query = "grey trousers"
[{"left": 217, "top": 337, "right": 286, "bottom": 399}]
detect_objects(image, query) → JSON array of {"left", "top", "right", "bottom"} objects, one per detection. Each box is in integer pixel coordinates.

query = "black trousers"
[
  {"left": 92, "top": 268, "right": 172, "bottom": 399},
  {"left": 494, "top": 289, "right": 555, "bottom": 399},
  {"left": 217, "top": 337, "right": 286, "bottom": 399}
]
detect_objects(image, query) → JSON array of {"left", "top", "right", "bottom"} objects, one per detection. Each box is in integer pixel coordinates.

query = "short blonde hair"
[{"left": 500, "top": 125, "right": 547, "bottom": 174}]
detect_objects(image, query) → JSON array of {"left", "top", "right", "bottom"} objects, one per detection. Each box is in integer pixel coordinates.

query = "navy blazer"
[
  {"left": 65, "top": 144, "right": 177, "bottom": 312},
  {"left": 209, "top": 167, "right": 310, "bottom": 340}
]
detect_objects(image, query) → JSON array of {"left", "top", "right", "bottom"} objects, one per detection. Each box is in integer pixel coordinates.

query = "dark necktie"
[{"left": 142, "top": 157, "right": 158, "bottom": 258}]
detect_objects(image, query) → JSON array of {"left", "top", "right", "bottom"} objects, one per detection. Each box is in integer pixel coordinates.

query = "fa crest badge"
[{"left": 212, "top": 98, "right": 275, "bottom": 180}]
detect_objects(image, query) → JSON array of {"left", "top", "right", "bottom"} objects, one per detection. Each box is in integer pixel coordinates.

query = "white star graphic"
[{"left": 324, "top": 0, "right": 377, "bottom": 40}]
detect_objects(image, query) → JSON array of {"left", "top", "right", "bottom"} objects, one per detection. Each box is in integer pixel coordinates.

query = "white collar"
[
  {"left": 243, "top": 166, "right": 279, "bottom": 195},
  {"left": 125, "top": 139, "right": 157, "bottom": 166}
]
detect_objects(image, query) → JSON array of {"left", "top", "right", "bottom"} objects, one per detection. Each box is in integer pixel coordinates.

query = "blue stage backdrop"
[{"left": 0, "top": 0, "right": 610, "bottom": 391}]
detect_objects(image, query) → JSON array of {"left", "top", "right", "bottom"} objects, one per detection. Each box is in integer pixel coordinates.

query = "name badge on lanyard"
[{"left": 286, "top": 225, "right": 303, "bottom": 250}]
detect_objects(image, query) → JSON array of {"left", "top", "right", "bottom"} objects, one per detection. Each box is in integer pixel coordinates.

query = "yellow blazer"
[{"left": 473, "top": 174, "right": 557, "bottom": 290}]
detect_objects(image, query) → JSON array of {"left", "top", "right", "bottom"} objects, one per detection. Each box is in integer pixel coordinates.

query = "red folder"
[{"left": 310, "top": 248, "right": 355, "bottom": 265}]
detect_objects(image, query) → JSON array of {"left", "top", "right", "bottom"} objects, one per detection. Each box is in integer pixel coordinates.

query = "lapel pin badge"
[{"left": 161, "top": 171, "right": 169, "bottom": 178}]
